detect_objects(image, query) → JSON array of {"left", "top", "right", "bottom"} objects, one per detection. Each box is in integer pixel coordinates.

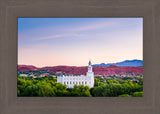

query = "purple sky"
[{"left": 18, "top": 18, "right": 143, "bottom": 67}]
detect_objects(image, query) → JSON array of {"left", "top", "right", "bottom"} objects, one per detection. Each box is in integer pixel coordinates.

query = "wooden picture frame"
[{"left": 0, "top": 0, "right": 160, "bottom": 114}]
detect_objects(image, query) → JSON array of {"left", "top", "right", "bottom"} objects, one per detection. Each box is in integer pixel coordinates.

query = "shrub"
[
  {"left": 132, "top": 92, "right": 143, "bottom": 97},
  {"left": 118, "top": 94, "right": 130, "bottom": 97}
]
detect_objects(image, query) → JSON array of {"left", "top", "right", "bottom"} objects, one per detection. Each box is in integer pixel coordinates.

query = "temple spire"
[
  {"left": 88, "top": 60, "right": 92, "bottom": 72},
  {"left": 89, "top": 59, "right": 91, "bottom": 66}
]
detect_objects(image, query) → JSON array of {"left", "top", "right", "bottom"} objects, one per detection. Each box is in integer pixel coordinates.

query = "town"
[{"left": 18, "top": 70, "right": 143, "bottom": 83}]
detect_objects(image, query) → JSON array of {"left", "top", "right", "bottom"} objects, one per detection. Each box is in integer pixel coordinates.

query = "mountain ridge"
[
  {"left": 18, "top": 60, "right": 143, "bottom": 76},
  {"left": 92, "top": 59, "right": 143, "bottom": 67}
]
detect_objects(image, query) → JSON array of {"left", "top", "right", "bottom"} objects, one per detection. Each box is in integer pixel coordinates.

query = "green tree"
[
  {"left": 71, "top": 85, "right": 92, "bottom": 97},
  {"left": 94, "top": 78, "right": 99, "bottom": 87},
  {"left": 118, "top": 94, "right": 130, "bottom": 97},
  {"left": 132, "top": 92, "right": 143, "bottom": 97}
]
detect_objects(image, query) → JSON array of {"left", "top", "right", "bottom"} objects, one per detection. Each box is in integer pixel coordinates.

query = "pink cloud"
[
  {"left": 69, "top": 21, "right": 118, "bottom": 32},
  {"left": 34, "top": 33, "right": 85, "bottom": 41}
]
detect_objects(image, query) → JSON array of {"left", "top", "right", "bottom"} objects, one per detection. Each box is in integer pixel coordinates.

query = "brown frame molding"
[{"left": 0, "top": 0, "right": 160, "bottom": 114}]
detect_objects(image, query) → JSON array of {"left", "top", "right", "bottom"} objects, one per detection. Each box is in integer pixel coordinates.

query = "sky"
[{"left": 18, "top": 18, "right": 143, "bottom": 67}]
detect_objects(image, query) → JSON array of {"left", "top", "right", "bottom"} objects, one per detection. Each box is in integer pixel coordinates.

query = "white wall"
[
  {"left": 57, "top": 61, "right": 94, "bottom": 88},
  {"left": 57, "top": 75, "right": 94, "bottom": 88}
]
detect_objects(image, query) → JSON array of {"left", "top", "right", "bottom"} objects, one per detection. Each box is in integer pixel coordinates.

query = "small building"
[
  {"left": 29, "top": 74, "right": 36, "bottom": 78},
  {"left": 55, "top": 71, "right": 63, "bottom": 76},
  {"left": 132, "top": 78, "right": 139, "bottom": 82},
  {"left": 39, "top": 73, "right": 50, "bottom": 78},
  {"left": 20, "top": 74, "right": 28, "bottom": 77},
  {"left": 51, "top": 75, "right": 56, "bottom": 78}
]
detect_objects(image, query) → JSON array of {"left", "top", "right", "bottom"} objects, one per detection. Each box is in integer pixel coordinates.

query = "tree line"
[{"left": 17, "top": 76, "right": 143, "bottom": 97}]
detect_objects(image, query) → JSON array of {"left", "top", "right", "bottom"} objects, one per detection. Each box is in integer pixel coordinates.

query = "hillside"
[
  {"left": 18, "top": 65, "right": 40, "bottom": 71},
  {"left": 18, "top": 65, "right": 143, "bottom": 76}
]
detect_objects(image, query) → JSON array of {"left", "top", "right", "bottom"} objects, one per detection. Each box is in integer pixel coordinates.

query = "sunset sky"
[{"left": 18, "top": 18, "right": 143, "bottom": 67}]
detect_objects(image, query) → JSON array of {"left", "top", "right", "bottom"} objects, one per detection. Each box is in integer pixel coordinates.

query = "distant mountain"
[{"left": 92, "top": 59, "right": 143, "bottom": 67}]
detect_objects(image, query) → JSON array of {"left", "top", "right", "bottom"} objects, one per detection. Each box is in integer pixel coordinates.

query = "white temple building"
[{"left": 57, "top": 60, "right": 94, "bottom": 88}]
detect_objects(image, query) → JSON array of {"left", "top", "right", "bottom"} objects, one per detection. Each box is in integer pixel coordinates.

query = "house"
[
  {"left": 39, "top": 73, "right": 50, "bottom": 78},
  {"left": 20, "top": 74, "right": 28, "bottom": 77}
]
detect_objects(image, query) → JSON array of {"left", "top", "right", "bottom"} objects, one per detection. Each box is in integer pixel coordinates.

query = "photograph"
[{"left": 17, "top": 18, "right": 143, "bottom": 97}]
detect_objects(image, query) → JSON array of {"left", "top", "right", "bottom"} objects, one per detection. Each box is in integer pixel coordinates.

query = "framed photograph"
[
  {"left": 0, "top": 0, "right": 160, "bottom": 114},
  {"left": 17, "top": 17, "right": 143, "bottom": 97}
]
